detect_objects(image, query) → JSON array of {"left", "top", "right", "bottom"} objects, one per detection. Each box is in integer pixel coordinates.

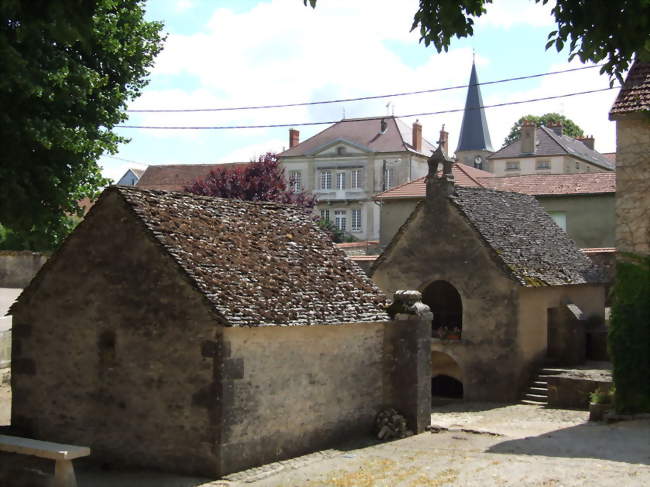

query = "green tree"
[
  {"left": 0, "top": 1, "right": 164, "bottom": 251},
  {"left": 503, "top": 113, "right": 584, "bottom": 147},
  {"left": 303, "top": 0, "right": 650, "bottom": 81}
]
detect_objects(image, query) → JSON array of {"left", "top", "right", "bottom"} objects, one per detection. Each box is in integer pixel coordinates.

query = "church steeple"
[{"left": 456, "top": 61, "right": 493, "bottom": 153}]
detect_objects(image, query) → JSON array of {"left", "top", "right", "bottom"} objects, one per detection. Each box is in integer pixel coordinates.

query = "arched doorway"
[
  {"left": 431, "top": 375, "right": 464, "bottom": 398},
  {"left": 422, "top": 280, "right": 463, "bottom": 339},
  {"left": 431, "top": 351, "right": 464, "bottom": 400}
]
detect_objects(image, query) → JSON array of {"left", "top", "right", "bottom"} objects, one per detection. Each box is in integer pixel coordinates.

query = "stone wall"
[
  {"left": 11, "top": 192, "right": 219, "bottom": 476},
  {"left": 616, "top": 118, "right": 650, "bottom": 255},
  {"left": 0, "top": 251, "right": 48, "bottom": 288},
  {"left": 217, "top": 314, "right": 431, "bottom": 475},
  {"left": 0, "top": 316, "right": 11, "bottom": 369}
]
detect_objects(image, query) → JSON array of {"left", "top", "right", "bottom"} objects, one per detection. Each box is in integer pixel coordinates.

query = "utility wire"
[
  {"left": 105, "top": 155, "right": 148, "bottom": 165},
  {"left": 127, "top": 64, "right": 605, "bottom": 113},
  {"left": 118, "top": 86, "right": 619, "bottom": 130}
]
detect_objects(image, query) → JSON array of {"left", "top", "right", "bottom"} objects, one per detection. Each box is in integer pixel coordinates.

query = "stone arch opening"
[
  {"left": 431, "top": 351, "right": 463, "bottom": 399},
  {"left": 431, "top": 375, "right": 464, "bottom": 398},
  {"left": 422, "top": 280, "right": 463, "bottom": 339}
]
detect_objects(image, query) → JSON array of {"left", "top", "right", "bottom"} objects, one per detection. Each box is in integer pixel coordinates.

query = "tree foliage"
[
  {"left": 185, "top": 153, "right": 317, "bottom": 210},
  {"left": 303, "top": 0, "right": 650, "bottom": 81},
  {"left": 0, "top": 1, "right": 164, "bottom": 250},
  {"left": 609, "top": 254, "right": 650, "bottom": 413},
  {"left": 503, "top": 113, "right": 584, "bottom": 147}
]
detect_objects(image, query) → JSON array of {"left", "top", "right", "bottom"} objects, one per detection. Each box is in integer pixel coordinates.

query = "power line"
[
  {"left": 127, "top": 64, "right": 605, "bottom": 113},
  {"left": 118, "top": 86, "right": 619, "bottom": 130},
  {"left": 104, "top": 155, "right": 148, "bottom": 165}
]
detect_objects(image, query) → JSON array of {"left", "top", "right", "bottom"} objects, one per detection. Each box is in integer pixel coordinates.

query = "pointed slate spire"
[{"left": 456, "top": 62, "right": 493, "bottom": 152}]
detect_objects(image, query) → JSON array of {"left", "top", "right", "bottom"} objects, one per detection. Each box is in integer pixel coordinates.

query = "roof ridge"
[{"left": 454, "top": 164, "right": 486, "bottom": 187}]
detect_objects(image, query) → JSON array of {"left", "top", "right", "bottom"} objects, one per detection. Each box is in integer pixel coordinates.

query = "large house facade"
[{"left": 278, "top": 116, "right": 437, "bottom": 241}]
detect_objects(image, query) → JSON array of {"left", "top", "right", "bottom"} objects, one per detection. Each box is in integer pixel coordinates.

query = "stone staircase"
[{"left": 521, "top": 367, "right": 563, "bottom": 406}]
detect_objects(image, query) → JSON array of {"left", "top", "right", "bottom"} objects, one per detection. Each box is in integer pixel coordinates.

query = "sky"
[{"left": 100, "top": 0, "right": 621, "bottom": 182}]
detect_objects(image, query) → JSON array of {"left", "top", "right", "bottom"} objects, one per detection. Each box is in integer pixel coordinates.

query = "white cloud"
[
  {"left": 479, "top": 0, "right": 556, "bottom": 28},
  {"left": 111, "top": 0, "right": 617, "bottom": 175},
  {"left": 174, "top": 0, "right": 194, "bottom": 13}
]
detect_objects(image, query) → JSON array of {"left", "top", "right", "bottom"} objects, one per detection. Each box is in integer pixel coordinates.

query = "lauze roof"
[
  {"left": 117, "top": 187, "right": 387, "bottom": 326},
  {"left": 451, "top": 187, "right": 602, "bottom": 286}
]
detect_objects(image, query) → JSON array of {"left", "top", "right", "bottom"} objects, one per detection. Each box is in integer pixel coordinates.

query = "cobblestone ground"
[{"left": 219, "top": 402, "right": 650, "bottom": 487}]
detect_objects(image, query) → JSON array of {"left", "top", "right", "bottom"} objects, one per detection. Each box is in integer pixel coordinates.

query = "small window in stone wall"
[
  {"left": 422, "top": 280, "right": 463, "bottom": 340},
  {"left": 536, "top": 160, "right": 551, "bottom": 170},
  {"left": 506, "top": 160, "right": 520, "bottom": 171}
]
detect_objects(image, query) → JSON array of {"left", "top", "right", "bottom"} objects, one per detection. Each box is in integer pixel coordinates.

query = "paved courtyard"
[{"left": 1, "top": 401, "right": 639, "bottom": 487}]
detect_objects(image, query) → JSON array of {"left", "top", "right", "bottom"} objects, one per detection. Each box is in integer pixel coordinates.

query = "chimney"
[
  {"left": 576, "top": 135, "right": 595, "bottom": 150},
  {"left": 438, "top": 124, "right": 449, "bottom": 157},
  {"left": 380, "top": 118, "right": 388, "bottom": 134},
  {"left": 289, "top": 128, "right": 300, "bottom": 148},
  {"left": 412, "top": 120, "right": 422, "bottom": 152},
  {"left": 547, "top": 121, "right": 563, "bottom": 136},
  {"left": 426, "top": 146, "right": 455, "bottom": 200},
  {"left": 521, "top": 120, "right": 537, "bottom": 154}
]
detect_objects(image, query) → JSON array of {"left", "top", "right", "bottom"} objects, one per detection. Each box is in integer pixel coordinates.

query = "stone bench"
[{"left": 0, "top": 434, "right": 90, "bottom": 487}]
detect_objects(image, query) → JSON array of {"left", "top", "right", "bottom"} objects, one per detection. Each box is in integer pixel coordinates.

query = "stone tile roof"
[
  {"left": 488, "top": 126, "right": 614, "bottom": 171},
  {"left": 136, "top": 163, "right": 249, "bottom": 191},
  {"left": 480, "top": 172, "right": 615, "bottom": 196},
  {"left": 278, "top": 116, "right": 435, "bottom": 157},
  {"left": 610, "top": 61, "right": 650, "bottom": 117},
  {"left": 375, "top": 163, "right": 492, "bottom": 199},
  {"left": 451, "top": 187, "right": 602, "bottom": 286},
  {"left": 114, "top": 186, "right": 387, "bottom": 326}
]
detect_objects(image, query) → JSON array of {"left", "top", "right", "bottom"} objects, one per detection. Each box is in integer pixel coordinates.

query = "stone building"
[
  {"left": 371, "top": 150, "right": 606, "bottom": 402},
  {"left": 609, "top": 60, "right": 650, "bottom": 255},
  {"left": 9, "top": 186, "right": 431, "bottom": 478},
  {"left": 487, "top": 121, "right": 614, "bottom": 176},
  {"left": 278, "top": 116, "right": 437, "bottom": 241},
  {"left": 136, "top": 162, "right": 249, "bottom": 191}
]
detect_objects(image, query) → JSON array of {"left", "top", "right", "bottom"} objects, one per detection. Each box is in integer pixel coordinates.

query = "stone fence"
[{"left": 0, "top": 251, "right": 48, "bottom": 288}]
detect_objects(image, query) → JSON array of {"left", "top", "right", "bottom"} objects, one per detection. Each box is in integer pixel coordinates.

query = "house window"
[
  {"left": 351, "top": 169, "right": 362, "bottom": 189},
  {"left": 548, "top": 211, "right": 567, "bottom": 231},
  {"left": 320, "top": 209, "right": 330, "bottom": 222},
  {"left": 334, "top": 210, "right": 347, "bottom": 231},
  {"left": 319, "top": 170, "right": 332, "bottom": 190},
  {"left": 506, "top": 160, "right": 520, "bottom": 171},
  {"left": 384, "top": 167, "right": 396, "bottom": 190},
  {"left": 336, "top": 172, "right": 346, "bottom": 190},
  {"left": 575, "top": 161, "right": 581, "bottom": 170},
  {"left": 536, "top": 160, "right": 551, "bottom": 170},
  {"left": 289, "top": 170, "right": 302, "bottom": 192},
  {"left": 336, "top": 146, "right": 346, "bottom": 155},
  {"left": 351, "top": 209, "right": 362, "bottom": 232}
]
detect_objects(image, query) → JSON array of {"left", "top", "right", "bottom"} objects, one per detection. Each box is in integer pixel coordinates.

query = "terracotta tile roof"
[
  {"left": 112, "top": 186, "right": 387, "bottom": 327},
  {"left": 278, "top": 116, "right": 435, "bottom": 157},
  {"left": 488, "top": 126, "right": 614, "bottom": 171},
  {"left": 451, "top": 187, "right": 603, "bottom": 286},
  {"left": 376, "top": 170, "right": 615, "bottom": 199},
  {"left": 479, "top": 172, "right": 616, "bottom": 196},
  {"left": 335, "top": 241, "right": 379, "bottom": 248},
  {"left": 136, "top": 163, "right": 249, "bottom": 192},
  {"left": 610, "top": 61, "right": 650, "bottom": 117},
  {"left": 375, "top": 163, "right": 492, "bottom": 199}
]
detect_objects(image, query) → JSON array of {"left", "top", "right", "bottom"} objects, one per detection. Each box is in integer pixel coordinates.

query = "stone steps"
[{"left": 520, "top": 368, "right": 559, "bottom": 406}]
